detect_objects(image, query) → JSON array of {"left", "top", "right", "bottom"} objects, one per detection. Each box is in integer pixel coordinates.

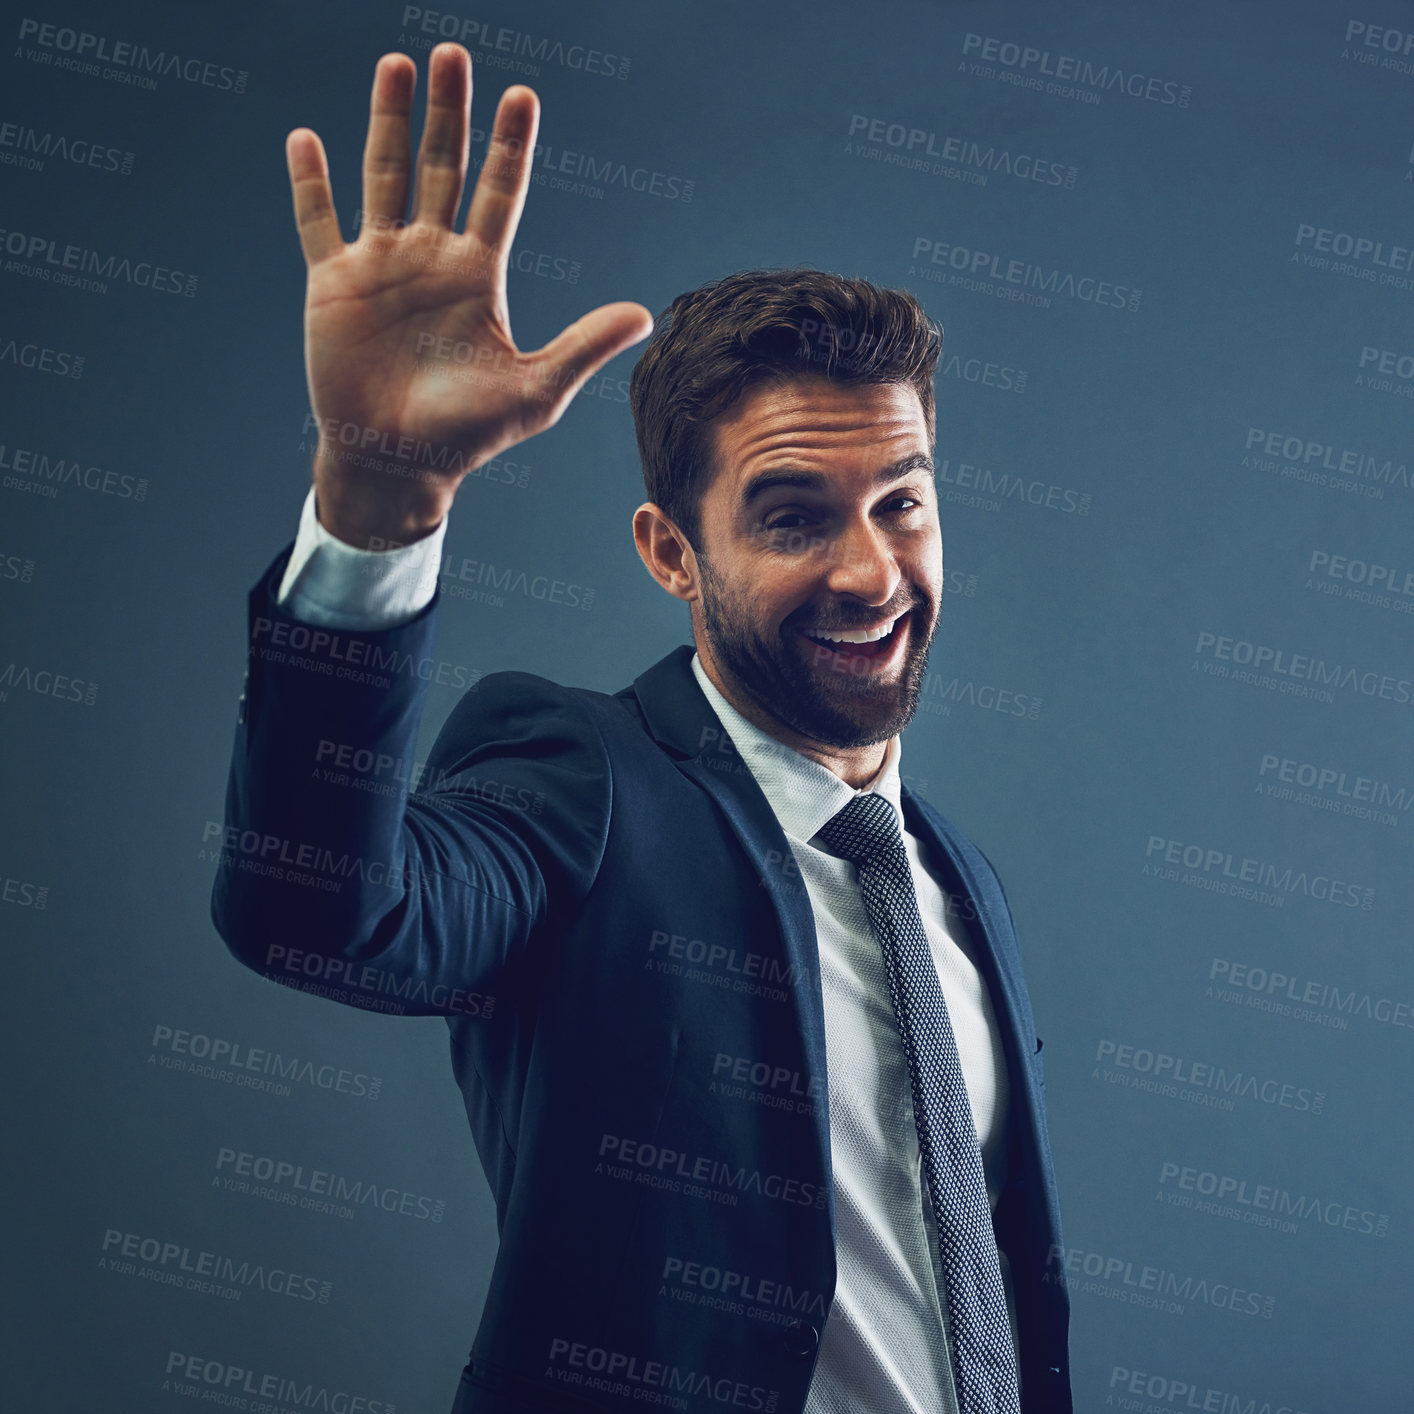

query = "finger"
[
  {"left": 532, "top": 302, "right": 655, "bottom": 408},
  {"left": 465, "top": 85, "right": 539, "bottom": 254},
  {"left": 411, "top": 43, "right": 471, "bottom": 228},
  {"left": 361, "top": 53, "right": 416, "bottom": 231},
  {"left": 286, "top": 128, "right": 344, "bottom": 266}
]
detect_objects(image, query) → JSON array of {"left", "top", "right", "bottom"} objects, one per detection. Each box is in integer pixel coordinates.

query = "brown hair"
[{"left": 629, "top": 268, "right": 941, "bottom": 549}]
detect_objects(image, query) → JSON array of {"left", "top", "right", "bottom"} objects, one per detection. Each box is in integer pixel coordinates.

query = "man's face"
[{"left": 690, "top": 376, "right": 942, "bottom": 750}]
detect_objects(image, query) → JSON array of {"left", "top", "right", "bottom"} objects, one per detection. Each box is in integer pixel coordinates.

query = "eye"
[
  {"left": 762, "top": 511, "right": 813, "bottom": 532},
  {"left": 881, "top": 496, "right": 921, "bottom": 514}
]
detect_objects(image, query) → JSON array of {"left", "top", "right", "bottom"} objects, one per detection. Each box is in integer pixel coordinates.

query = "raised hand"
[{"left": 285, "top": 43, "right": 654, "bottom": 546}]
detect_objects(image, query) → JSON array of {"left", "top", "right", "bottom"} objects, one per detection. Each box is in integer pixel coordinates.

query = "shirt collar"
[{"left": 689, "top": 650, "right": 904, "bottom": 845}]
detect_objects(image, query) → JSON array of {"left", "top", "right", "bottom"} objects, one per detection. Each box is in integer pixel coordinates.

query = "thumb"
[{"left": 533, "top": 301, "right": 655, "bottom": 407}]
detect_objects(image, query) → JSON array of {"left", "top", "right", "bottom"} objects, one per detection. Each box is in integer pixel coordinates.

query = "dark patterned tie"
[{"left": 817, "top": 790, "right": 1021, "bottom": 1414}]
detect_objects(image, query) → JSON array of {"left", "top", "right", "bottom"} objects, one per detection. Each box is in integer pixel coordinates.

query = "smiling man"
[
  {"left": 634, "top": 368, "right": 940, "bottom": 785},
  {"left": 212, "top": 41, "right": 1070, "bottom": 1414}
]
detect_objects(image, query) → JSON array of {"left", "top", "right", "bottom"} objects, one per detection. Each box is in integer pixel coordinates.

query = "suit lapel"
[
  {"left": 622, "top": 647, "right": 1047, "bottom": 1233},
  {"left": 900, "top": 785, "right": 1044, "bottom": 1124},
  {"left": 622, "top": 646, "right": 834, "bottom": 1206}
]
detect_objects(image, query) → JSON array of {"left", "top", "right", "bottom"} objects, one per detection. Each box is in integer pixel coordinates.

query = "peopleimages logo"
[
  {"left": 1342, "top": 19, "right": 1414, "bottom": 75},
  {"left": 1296, "top": 222, "right": 1413, "bottom": 271},
  {"left": 546, "top": 1336, "right": 779, "bottom": 1411},
  {"left": 1, "top": 875, "right": 47, "bottom": 908},
  {"left": 1242, "top": 425, "right": 1409, "bottom": 501},
  {"left": 0, "top": 551, "right": 35, "bottom": 582},
  {"left": 398, "top": 7, "right": 631, "bottom": 80},
  {"left": 15, "top": 18, "right": 249, "bottom": 92},
  {"left": 213, "top": 1145, "right": 447, "bottom": 1221},
  {"left": 1359, "top": 344, "right": 1414, "bottom": 380},
  {"left": 1045, "top": 1243, "right": 1276, "bottom": 1318},
  {"left": 1193, "top": 628, "right": 1413, "bottom": 709},
  {"left": 1244, "top": 425, "right": 1411, "bottom": 493},
  {"left": 246, "top": 617, "right": 482, "bottom": 692},
  {"left": 1307, "top": 548, "right": 1414, "bottom": 601},
  {"left": 162, "top": 1353, "right": 390, "bottom": 1412},
  {"left": 0, "top": 337, "right": 83, "bottom": 378},
  {"left": 909, "top": 235, "right": 1140, "bottom": 311},
  {"left": 101, "top": 1228, "right": 333, "bottom": 1303},
  {"left": 1108, "top": 1365, "right": 1311, "bottom": 1414},
  {"left": 439, "top": 552, "right": 594, "bottom": 611},
  {"left": 465, "top": 127, "right": 693, "bottom": 203},
  {"left": 845, "top": 114, "right": 1078, "bottom": 189},
  {"left": 960, "top": 32, "right": 1192, "bottom": 107},
  {"left": 1210, "top": 957, "right": 1413, "bottom": 1034},
  {"left": 0, "top": 440, "right": 146, "bottom": 500},
  {"left": 1094, "top": 1038, "right": 1325, "bottom": 1115},
  {"left": 646, "top": 928, "right": 813, "bottom": 1002},
  {"left": 0, "top": 119, "right": 133, "bottom": 175},
  {"left": 597, "top": 1133, "right": 827, "bottom": 1210},
  {"left": 1256, "top": 750, "right": 1412, "bottom": 825},
  {"left": 918, "top": 671, "right": 1042, "bottom": 721},
  {"left": 661, "top": 1255, "right": 831, "bottom": 1326},
  {"left": 0, "top": 225, "right": 197, "bottom": 296},
  {"left": 150, "top": 1024, "right": 382, "bottom": 1100},
  {"left": 0, "top": 661, "right": 98, "bottom": 707},
  {"left": 936, "top": 455, "right": 1092, "bottom": 516},
  {"left": 1144, "top": 833, "right": 1375, "bottom": 910},
  {"left": 1294, "top": 221, "right": 1414, "bottom": 290},
  {"left": 935, "top": 347, "right": 1027, "bottom": 393},
  {"left": 1158, "top": 1159, "right": 1390, "bottom": 1238}
]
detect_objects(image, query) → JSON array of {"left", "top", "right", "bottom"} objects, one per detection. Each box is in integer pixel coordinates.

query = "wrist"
[{"left": 311, "top": 455, "right": 453, "bottom": 549}]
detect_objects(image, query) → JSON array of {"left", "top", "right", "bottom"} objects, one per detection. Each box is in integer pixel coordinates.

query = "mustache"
[{"left": 786, "top": 596, "right": 927, "bottom": 633}]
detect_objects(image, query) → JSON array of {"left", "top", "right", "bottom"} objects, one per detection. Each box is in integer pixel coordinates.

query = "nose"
[{"left": 823, "top": 514, "right": 901, "bottom": 609}]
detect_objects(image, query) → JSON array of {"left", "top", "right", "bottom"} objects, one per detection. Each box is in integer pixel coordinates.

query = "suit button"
[{"left": 780, "top": 1321, "right": 818, "bottom": 1357}]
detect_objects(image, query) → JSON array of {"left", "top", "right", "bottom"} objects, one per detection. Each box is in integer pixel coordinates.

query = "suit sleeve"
[
  {"left": 276, "top": 484, "right": 448, "bottom": 629},
  {"left": 209, "top": 547, "right": 612, "bottom": 1018}
]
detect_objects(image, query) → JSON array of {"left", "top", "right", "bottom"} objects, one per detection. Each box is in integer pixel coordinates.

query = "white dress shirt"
[
  {"left": 686, "top": 659, "right": 1019, "bottom": 1414},
  {"left": 275, "top": 484, "right": 448, "bottom": 628},
  {"left": 274, "top": 487, "right": 1020, "bottom": 1412}
]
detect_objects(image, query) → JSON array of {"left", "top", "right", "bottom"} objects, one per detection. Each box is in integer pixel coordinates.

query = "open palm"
[{"left": 286, "top": 43, "right": 653, "bottom": 545}]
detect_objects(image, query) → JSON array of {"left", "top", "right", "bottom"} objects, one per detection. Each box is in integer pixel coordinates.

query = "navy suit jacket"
[{"left": 213, "top": 548, "right": 1071, "bottom": 1414}]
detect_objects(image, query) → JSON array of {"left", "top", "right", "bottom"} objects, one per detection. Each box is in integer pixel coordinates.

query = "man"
[{"left": 212, "top": 42, "right": 1071, "bottom": 1414}]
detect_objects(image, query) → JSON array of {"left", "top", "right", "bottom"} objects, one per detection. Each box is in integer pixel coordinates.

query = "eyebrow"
[{"left": 738, "top": 453, "right": 935, "bottom": 511}]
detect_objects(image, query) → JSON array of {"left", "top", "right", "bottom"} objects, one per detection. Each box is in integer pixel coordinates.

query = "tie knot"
[{"left": 815, "top": 790, "right": 900, "bottom": 865}]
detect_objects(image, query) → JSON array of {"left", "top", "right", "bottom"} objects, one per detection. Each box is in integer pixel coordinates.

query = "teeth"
[{"left": 804, "top": 617, "right": 898, "bottom": 645}]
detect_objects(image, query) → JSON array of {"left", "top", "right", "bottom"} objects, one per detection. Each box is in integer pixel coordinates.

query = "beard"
[{"left": 696, "top": 552, "right": 937, "bottom": 749}]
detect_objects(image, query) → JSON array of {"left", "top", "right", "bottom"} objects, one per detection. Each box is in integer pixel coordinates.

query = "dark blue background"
[{"left": 3, "top": 2, "right": 1411, "bottom": 1409}]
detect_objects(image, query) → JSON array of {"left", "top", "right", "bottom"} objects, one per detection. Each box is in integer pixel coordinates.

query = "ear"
[{"left": 632, "top": 502, "right": 699, "bottom": 603}]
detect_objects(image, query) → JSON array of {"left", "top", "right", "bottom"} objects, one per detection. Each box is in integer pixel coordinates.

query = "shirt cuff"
[{"left": 275, "top": 485, "right": 447, "bottom": 629}]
